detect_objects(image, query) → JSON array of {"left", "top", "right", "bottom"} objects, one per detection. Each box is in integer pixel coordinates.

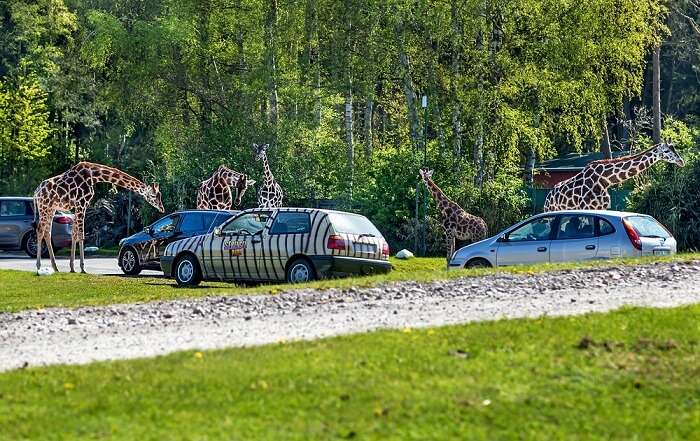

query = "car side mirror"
[
  {"left": 214, "top": 227, "right": 222, "bottom": 237},
  {"left": 144, "top": 226, "right": 152, "bottom": 235},
  {"left": 497, "top": 234, "right": 507, "bottom": 242}
]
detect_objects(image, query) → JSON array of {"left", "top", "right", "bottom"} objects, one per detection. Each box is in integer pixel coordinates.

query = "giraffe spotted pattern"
[
  {"left": 254, "top": 143, "right": 284, "bottom": 208},
  {"left": 197, "top": 165, "right": 255, "bottom": 210},
  {"left": 544, "top": 142, "right": 685, "bottom": 212}
]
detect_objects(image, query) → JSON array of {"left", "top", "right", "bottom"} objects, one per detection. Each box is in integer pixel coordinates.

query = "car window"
[
  {"left": 151, "top": 215, "right": 178, "bottom": 234},
  {"left": 598, "top": 218, "right": 615, "bottom": 236},
  {"left": 507, "top": 216, "right": 555, "bottom": 242},
  {"left": 223, "top": 212, "right": 271, "bottom": 235},
  {"left": 624, "top": 216, "right": 671, "bottom": 238},
  {"left": 0, "top": 200, "right": 28, "bottom": 216},
  {"left": 327, "top": 212, "right": 382, "bottom": 237},
  {"left": 556, "top": 215, "right": 595, "bottom": 240},
  {"left": 203, "top": 212, "right": 233, "bottom": 231},
  {"left": 270, "top": 212, "right": 311, "bottom": 234},
  {"left": 179, "top": 213, "right": 204, "bottom": 232}
]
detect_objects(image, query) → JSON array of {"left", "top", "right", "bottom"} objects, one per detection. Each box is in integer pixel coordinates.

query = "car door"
[
  {"left": 496, "top": 215, "right": 556, "bottom": 266},
  {"left": 0, "top": 200, "right": 32, "bottom": 248},
  {"left": 549, "top": 214, "right": 599, "bottom": 263},
  {"left": 142, "top": 214, "right": 180, "bottom": 263},
  {"left": 211, "top": 211, "right": 272, "bottom": 281},
  {"left": 264, "top": 211, "right": 313, "bottom": 281}
]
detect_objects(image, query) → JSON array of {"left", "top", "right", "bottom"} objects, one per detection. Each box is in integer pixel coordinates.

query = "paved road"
[
  {"left": 1, "top": 260, "right": 698, "bottom": 372},
  {"left": 0, "top": 252, "right": 162, "bottom": 276}
]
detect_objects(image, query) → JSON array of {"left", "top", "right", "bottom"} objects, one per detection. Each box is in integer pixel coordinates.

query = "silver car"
[
  {"left": 449, "top": 210, "right": 676, "bottom": 269},
  {"left": 0, "top": 197, "right": 74, "bottom": 257}
]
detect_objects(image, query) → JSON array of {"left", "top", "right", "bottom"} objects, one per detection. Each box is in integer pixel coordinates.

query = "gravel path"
[{"left": 2, "top": 260, "right": 700, "bottom": 372}]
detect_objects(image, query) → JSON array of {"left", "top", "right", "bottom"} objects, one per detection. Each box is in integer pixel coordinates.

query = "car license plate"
[
  {"left": 354, "top": 243, "right": 377, "bottom": 253},
  {"left": 653, "top": 249, "right": 670, "bottom": 256}
]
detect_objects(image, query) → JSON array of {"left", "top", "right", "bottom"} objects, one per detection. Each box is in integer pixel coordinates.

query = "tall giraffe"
[
  {"left": 253, "top": 143, "right": 284, "bottom": 208},
  {"left": 419, "top": 168, "right": 488, "bottom": 263},
  {"left": 544, "top": 142, "right": 685, "bottom": 212},
  {"left": 196, "top": 165, "right": 255, "bottom": 210},
  {"left": 33, "top": 162, "right": 164, "bottom": 273}
]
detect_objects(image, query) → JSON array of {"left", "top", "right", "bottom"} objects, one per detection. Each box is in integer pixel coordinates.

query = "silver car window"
[
  {"left": 0, "top": 200, "right": 27, "bottom": 216},
  {"left": 556, "top": 215, "right": 595, "bottom": 240},
  {"left": 507, "top": 216, "right": 555, "bottom": 242},
  {"left": 223, "top": 212, "right": 271, "bottom": 235}
]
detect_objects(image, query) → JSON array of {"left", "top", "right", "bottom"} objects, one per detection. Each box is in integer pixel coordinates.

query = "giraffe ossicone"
[
  {"left": 197, "top": 165, "right": 255, "bottom": 210},
  {"left": 419, "top": 168, "right": 488, "bottom": 264},
  {"left": 253, "top": 143, "right": 284, "bottom": 208},
  {"left": 33, "top": 162, "right": 165, "bottom": 274},
  {"left": 543, "top": 142, "right": 685, "bottom": 212}
]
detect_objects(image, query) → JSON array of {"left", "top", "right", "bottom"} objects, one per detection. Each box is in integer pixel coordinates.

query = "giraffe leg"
[
  {"left": 70, "top": 237, "right": 77, "bottom": 273},
  {"left": 35, "top": 234, "right": 42, "bottom": 271},
  {"left": 79, "top": 240, "right": 86, "bottom": 274},
  {"left": 446, "top": 234, "right": 455, "bottom": 267},
  {"left": 46, "top": 232, "right": 59, "bottom": 272}
]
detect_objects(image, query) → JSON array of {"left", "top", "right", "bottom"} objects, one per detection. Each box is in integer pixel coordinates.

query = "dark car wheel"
[
  {"left": 466, "top": 258, "right": 491, "bottom": 269},
  {"left": 119, "top": 247, "right": 142, "bottom": 276},
  {"left": 174, "top": 254, "right": 202, "bottom": 287},
  {"left": 286, "top": 258, "right": 316, "bottom": 284},
  {"left": 23, "top": 233, "right": 48, "bottom": 258}
]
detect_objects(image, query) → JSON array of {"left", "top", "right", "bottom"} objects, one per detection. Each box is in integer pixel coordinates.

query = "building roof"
[{"left": 535, "top": 151, "right": 630, "bottom": 172}]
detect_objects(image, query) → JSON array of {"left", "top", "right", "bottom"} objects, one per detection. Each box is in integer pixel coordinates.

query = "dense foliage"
[{"left": 1, "top": 0, "right": 698, "bottom": 252}]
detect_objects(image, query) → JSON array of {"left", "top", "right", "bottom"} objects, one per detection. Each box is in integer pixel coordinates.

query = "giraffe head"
[
  {"left": 253, "top": 143, "right": 270, "bottom": 161},
  {"left": 654, "top": 142, "right": 685, "bottom": 167},
  {"left": 143, "top": 183, "right": 165, "bottom": 212},
  {"left": 233, "top": 175, "right": 256, "bottom": 206},
  {"left": 418, "top": 168, "right": 433, "bottom": 181}
]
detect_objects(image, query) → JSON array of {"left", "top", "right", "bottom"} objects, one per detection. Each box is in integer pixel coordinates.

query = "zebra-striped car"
[{"left": 160, "top": 208, "right": 392, "bottom": 286}]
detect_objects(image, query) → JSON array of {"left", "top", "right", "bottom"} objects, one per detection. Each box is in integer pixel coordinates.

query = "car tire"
[
  {"left": 174, "top": 254, "right": 202, "bottom": 287},
  {"left": 466, "top": 258, "right": 492, "bottom": 269},
  {"left": 23, "top": 232, "right": 48, "bottom": 258},
  {"left": 119, "top": 247, "right": 142, "bottom": 276},
  {"left": 286, "top": 257, "right": 316, "bottom": 284}
]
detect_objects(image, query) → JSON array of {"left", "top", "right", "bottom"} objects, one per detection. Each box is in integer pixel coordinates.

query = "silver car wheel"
[
  {"left": 289, "top": 263, "right": 310, "bottom": 283},
  {"left": 122, "top": 250, "right": 136, "bottom": 272},
  {"left": 178, "top": 260, "right": 194, "bottom": 283}
]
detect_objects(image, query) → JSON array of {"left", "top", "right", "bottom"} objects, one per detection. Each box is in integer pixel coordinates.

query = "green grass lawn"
[
  {"left": 56, "top": 245, "right": 120, "bottom": 257},
  {"left": 1, "top": 305, "right": 699, "bottom": 440},
  {"left": 2, "top": 254, "right": 700, "bottom": 313}
]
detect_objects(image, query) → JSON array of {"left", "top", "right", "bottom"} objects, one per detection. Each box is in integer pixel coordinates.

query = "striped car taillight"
[
  {"left": 54, "top": 216, "right": 73, "bottom": 225},
  {"left": 382, "top": 242, "right": 390, "bottom": 256},
  {"left": 327, "top": 234, "right": 346, "bottom": 250},
  {"left": 622, "top": 219, "right": 642, "bottom": 250}
]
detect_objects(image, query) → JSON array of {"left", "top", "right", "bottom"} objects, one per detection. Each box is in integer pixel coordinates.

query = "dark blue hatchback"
[{"left": 117, "top": 210, "right": 238, "bottom": 275}]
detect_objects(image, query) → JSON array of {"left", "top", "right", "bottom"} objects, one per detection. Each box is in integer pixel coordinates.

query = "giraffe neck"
[
  {"left": 84, "top": 163, "right": 150, "bottom": 196},
  {"left": 215, "top": 165, "right": 241, "bottom": 187},
  {"left": 423, "top": 177, "right": 453, "bottom": 212},
  {"left": 261, "top": 153, "right": 275, "bottom": 187},
  {"left": 597, "top": 147, "right": 660, "bottom": 186}
]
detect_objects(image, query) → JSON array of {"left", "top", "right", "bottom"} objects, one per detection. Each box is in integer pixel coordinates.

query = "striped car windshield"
[{"left": 327, "top": 213, "right": 381, "bottom": 236}]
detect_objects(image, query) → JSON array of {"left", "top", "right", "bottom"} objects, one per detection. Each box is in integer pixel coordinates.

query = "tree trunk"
[
  {"left": 304, "top": 0, "right": 321, "bottom": 126},
  {"left": 652, "top": 45, "right": 662, "bottom": 144},
  {"left": 345, "top": 88, "right": 354, "bottom": 199},
  {"left": 363, "top": 98, "right": 373, "bottom": 159},
  {"left": 396, "top": 22, "right": 421, "bottom": 150},
  {"left": 265, "top": 0, "right": 279, "bottom": 125},
  {"left": 450, "top": 1, "right": 463, "bottom": 168},
  {"left": 600, "top": 117, "right": 612, "bottom": 159}
]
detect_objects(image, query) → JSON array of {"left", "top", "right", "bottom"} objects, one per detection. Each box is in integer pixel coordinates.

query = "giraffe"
[
  {"left": 419, "top": 168, "right": 488, "bottom": 263},
  {"left": 253, "top": 143, "right": 284, "bottom": 208},
  {"left": 196, "top": 165, "right": 256, "bottom": 210},
  {"left": 33, "top": 162, "right": 164, "bottom": 273},
  {"left": 543, "top": 142, "right": 685, "bottom": 212}
]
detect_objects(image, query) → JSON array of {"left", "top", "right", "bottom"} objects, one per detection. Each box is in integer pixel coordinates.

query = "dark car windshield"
[
  {"left": 328, "top": 212, "right": 382, "bottom": 237},
  {"left": 625, "top": 216, "right": 671, "bottom": 238}
]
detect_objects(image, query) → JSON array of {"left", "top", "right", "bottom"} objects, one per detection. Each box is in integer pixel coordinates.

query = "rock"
[
  {"left": 37, "top": 268, "right": 54, "bottom": 277},
  {"left": 395, "top": 249, "right": 414, "bottom": 259}
]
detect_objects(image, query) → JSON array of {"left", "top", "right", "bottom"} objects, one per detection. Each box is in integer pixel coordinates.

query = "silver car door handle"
[
  {"left": 585, "top": 245, "right": 596, "bottom": 250},
  {"left": 537, "top": 247, "right": 547, "bottom": 252}
]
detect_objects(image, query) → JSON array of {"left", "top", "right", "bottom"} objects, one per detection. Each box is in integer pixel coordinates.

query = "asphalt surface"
[
  {"left": 1, "top": 260, "right": 699, "bottom": 372},
  {"left": 0, "top": 251, "right": 161, "bottom": 276}
]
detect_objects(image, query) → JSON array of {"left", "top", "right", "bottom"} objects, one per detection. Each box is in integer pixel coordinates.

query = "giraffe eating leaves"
[
  {"left": 33, "top": 162, "right": 165, "bottom": 273},
  {"left": 419, "top": 168, "right": 488, "bottom": 264},
  {"left": 544, "top": 142, "right": 685, "bottom": 212},
  {"left": 254, "top": 143, "right": 284, "bottom": 208},
  {"left": 197, "top": 165, "right": 255, "bottom": 210}
]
